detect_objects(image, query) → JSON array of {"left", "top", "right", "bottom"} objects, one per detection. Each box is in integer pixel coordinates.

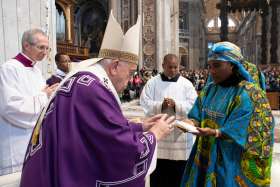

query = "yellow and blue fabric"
[
  {"left": 242, "top": 60, "right": 266, "bottom": 90},
  {"left": 181, "top": 42, "right": 274, "bottom": 187},
  {"left": 206, "top": 42, "right": 266, "bottom": 90}
]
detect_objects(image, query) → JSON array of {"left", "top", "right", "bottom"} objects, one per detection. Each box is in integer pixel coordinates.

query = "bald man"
[{"left": 140, "top": 54, "right": 197, "bottom": 187}]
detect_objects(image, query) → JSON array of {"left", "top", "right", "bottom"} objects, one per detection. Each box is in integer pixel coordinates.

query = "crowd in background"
[
  {"left": 263, "top": 66, "right": 280, "bottom": 91},
  {"left": 180, "top": 69, "right": 208, "bottom": 91},
  {"left": 120, "top": 66, "right": 280, "bottom": 102}
]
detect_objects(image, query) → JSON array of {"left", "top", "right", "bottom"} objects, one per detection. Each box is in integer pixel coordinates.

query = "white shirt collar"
[
  {"left": 87, "top": 63, "right": 121, "bottom": 106},
  {"left": 52, "top": 62, "right": 121, "bottom": 107},
  {"left": 56, "top": 69, "right": 66, "bottom": 77}
]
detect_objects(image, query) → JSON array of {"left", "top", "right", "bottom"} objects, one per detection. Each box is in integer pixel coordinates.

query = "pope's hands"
[
  {"left": 149, "top": 114, "right": 175, "bottom": 141},
  {"left": 142, "top": 114, "right": 165, "bottom": 131}
]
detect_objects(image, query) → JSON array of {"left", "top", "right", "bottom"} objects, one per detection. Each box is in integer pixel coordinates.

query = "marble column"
[
  {"left": 261, "top": 7, "right": 268, "bottom": 64},
  {"left": 109, "top": 0, "right": 121, "bottom": 22},
  {"left": 278, "top": 6, "right": 280, "bottom": 63},
  {"left": 142, "top": 0, "right": 156, "bottom": 70},
  {"left": 219, "top": 0, "right": 228, "bottom": 41},
  {"left": 188, "top": 1, "right": 203, "bottom": 70},
  {"left": 170, "top": 0, "right": 179, "bottom": 57},
  {"left": 270, "top": 2, "right": 279, "bottom": 64},
  {"left": 156, "top": 0, "right": 172, "bottom": 71},
  {"left": 138, "top": 0, "right": 143, "bottom": 69},
  {"left": 65, "top": 6, "right": 72, "bottom": 43}
]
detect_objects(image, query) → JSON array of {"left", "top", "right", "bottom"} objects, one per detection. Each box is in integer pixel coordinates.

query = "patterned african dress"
[{"left": 180, "top": 80, "right": 274, "bottom": 187}]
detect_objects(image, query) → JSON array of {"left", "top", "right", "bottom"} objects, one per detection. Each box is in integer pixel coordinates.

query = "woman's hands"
[{"left": 193, "top": 127, "right": 221, "bottom": 137}]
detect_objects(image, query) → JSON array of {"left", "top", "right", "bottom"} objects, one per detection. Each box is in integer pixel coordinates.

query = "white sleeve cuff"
[{"left": 146, "top": 143, "right": 157, "bottom": 176}]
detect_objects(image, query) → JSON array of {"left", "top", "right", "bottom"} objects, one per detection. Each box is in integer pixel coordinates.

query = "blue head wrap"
[{"left": 208, "top": 42, "right": 254, "bottom": 83}]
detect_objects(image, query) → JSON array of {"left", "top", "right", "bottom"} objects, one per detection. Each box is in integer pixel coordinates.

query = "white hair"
[
  {"left": 21, "top": 28, "right": 47, "bottom": 49},
  {"left": 99, "top": 58, "right": 113, "bottom": 67}
]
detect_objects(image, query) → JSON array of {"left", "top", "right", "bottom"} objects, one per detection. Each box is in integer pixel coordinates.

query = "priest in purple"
[
  {"left": 0, "top": 28, "right": 58, "bottom": 175},
  {"left": 20, "top": 12, "right": 175, "bottom": 187}
]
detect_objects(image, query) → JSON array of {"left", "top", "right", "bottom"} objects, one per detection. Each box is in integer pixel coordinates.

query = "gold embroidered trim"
[{"left": 99, "top": 49, "right": 139, "bottom": 64}]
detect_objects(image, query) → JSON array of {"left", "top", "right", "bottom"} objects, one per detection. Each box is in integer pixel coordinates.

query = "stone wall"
[{"left": 0, "top": 0, "right": 57, "bottom": 78}]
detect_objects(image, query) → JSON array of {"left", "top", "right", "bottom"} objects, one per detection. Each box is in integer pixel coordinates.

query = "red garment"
[{"left": 133, "top": 76, "right": 143, "bottom": 86}]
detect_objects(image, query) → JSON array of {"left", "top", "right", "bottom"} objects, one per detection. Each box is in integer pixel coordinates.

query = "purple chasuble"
[
  {"left": 20, "top": 72, "right": 156, "bottom": 187},
  {"left": 14, "top": 53, "right": 33, "bottom": 67}
]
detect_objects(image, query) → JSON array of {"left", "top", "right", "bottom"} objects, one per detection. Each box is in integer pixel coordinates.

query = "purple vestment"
[{"left": 20, "top": 72, "right": 156, "bottom": 187}]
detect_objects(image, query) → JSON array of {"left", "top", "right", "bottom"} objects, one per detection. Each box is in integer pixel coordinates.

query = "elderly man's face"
[
  {"left": 208, "top": 60, "right": 233, "bottom": 84},
  {"left": 24, "top": 33, "right": 49, "bottom": 61},
  {"left": 112, "top": 60, "right": 137, "bottom": 94},
  {"left": 162, "top": 57, "right": 179, "bottom": 78}
]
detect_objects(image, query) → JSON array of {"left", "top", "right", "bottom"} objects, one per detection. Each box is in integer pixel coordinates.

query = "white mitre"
[{"left": 73, "top": 10, "right": 141, "bottom": 70}]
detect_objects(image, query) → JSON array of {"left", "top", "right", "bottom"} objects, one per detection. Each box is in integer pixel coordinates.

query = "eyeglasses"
[
  {"left": 31, "top": 44, "right": 50, "bottom": 52},
  {"left": 120, "top": 62, "right": 136, "bottom": 77}
]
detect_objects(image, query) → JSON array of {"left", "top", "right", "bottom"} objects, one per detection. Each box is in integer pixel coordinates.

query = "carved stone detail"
[{"left": 142, "top": 0, "right": 156, "bottom": 69}]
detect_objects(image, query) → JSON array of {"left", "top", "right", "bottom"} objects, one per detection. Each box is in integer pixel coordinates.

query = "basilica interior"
[
  {"left": 55, "top": 0, "right": 280, "bottom": 70},
  {"left": 0, "top": 1, "right": 280, "bottom": 186}
]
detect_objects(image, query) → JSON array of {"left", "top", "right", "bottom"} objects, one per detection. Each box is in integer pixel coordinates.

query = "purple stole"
[{"left": 14, "top": 53, "right": 33, "bottom": 67}]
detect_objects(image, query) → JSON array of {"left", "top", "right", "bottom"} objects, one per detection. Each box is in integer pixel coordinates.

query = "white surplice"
[
  {"left": 140, "top": 74, "right": 197, "bottom": 160},
  {"left": 0, "top": 55, "right": 48, "bottom": 175}
]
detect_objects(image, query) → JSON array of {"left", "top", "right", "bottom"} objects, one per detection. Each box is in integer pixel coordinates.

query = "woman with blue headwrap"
[{"left": 180, "top": 42, "right": 274, "bottom": 187}]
